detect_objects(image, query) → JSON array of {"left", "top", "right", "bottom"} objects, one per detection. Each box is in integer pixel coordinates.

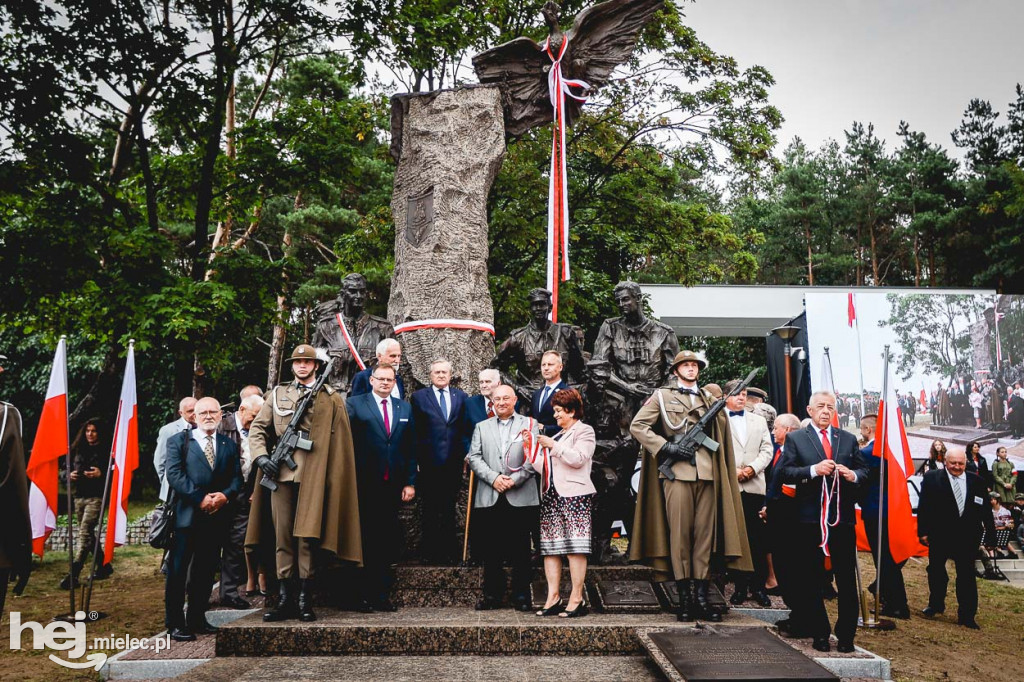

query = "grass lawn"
[{"left": 2, "top": 543, "right": 1022, "bottom": 681}]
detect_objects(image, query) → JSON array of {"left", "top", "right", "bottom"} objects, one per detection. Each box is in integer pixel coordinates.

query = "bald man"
[{"left": 155, "top": 396, "right": 197, "bottom": 502}]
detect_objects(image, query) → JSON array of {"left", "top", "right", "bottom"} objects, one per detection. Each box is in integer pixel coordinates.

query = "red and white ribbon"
[
  {"left": 522, "top": 418, "right": 552, "bottom": 493},
  {"left": 818, "top": 473, "right": 840, "bottom": 556},
  {"left": 394, "top": 318, "right": 496, "bottom": 336},
  {"left": 543, "top": 35, "right": 589, "bottom": 323},
  {"left": 335, "top": 313, "right": 366, "bottom": 371}
]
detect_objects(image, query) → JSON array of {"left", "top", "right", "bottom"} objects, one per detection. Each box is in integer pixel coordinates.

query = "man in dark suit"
[
  {"left": 410, "top": 359, "right": 469, "bottom": 564},
  {"left": 350, "top": 339, "right": 406, "bottom": 399},
  {"left": 918, "top": 449, "right": 996, "bottom": 629},
  {"left": 530, "top": 350, "right": 570, "bottom": 435},
  {"left": 465, "top": 368, "right": 500, "bottom": 426},
  {"left": 764, "top": 413, "right": 801, "bottom": 628},
  {"left": 776, "top": 391, "right": 867, "bottom": 653},
  {"left": 347, "top": 363, "right": 416, "bottom": 610},
  {"left": 164, "top": 396, "right": 243, "bottom": 641}
]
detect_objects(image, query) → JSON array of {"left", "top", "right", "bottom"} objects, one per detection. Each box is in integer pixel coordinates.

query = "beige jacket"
[
  {"left": 550, "top": 421, "right": 597, "bottom": 497},
  {"left": 728, "top": 411, "right": 773, "bottom": 495}
]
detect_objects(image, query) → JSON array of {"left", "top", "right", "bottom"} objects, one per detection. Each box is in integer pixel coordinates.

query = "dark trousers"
[
  {"left": 165, "top": 517, "right": 225, "bottom": 629},
  {"left": 361, "top": 479, "right": 403, "bottom": 601},
  {"left": 766, "top": 499, "right": 797, "bottom": 611},
  {"left": 738, "top": 492, "right": 768, "bottom": 590},
  {"left": 927, "top": 541, "right": 978, "bottom": 621},
  {"left": 219, "top": 499, "right": 250, "bottom": 601},
  {"left": 0, "top": 568, "right": 9, "bottom": 618},
  {"left": 419, "top": 457, "right": 463, "bottom": 563},
  {"left": 862, "top": 512, "right": 908, "bottom": 610},
  {"left": 792, "top": 523, "right": 858, "bottom": 642},
  {"left": 476, "top": 495, "right": 533, "bottom": 603}
]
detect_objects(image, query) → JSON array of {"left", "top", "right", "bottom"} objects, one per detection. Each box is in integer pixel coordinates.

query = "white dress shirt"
[
  {"left": 192, "top": 428, "right": 218, "bottom": 457},
  {"left": 728, "top": 411, "right": 747, "bottom": 443}
]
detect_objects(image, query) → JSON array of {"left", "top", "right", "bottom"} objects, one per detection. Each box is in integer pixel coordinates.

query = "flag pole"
[
  {"left": 81, "top": 338, "right": 134, "bottom": 620},
  {"left": 853, "top": 294, "right": 867, "bottom": 416},
  {"left": 874, "top": 345, "right": 890, "bottom": 622},
  {"left": 61, "top": 336, "right": 76, "bottom": 618}
]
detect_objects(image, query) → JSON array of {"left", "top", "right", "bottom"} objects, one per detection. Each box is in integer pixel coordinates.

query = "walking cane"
[{"left": 462, "top": 471, "right": 475, "bottom": 564}]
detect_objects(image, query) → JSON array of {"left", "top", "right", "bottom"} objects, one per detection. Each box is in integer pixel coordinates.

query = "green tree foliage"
[{"left": 880, "top": 294, "right": 984, "bottom": 381}]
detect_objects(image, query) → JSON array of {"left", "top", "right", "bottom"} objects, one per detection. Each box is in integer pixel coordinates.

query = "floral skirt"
[{"left": 539, "top": 486, "right": 593, "bottom": 556}]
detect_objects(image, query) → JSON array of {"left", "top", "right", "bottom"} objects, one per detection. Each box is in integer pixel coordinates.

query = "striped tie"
[{"left": 951, "top": 475, "right": 964, "bottom": 516}]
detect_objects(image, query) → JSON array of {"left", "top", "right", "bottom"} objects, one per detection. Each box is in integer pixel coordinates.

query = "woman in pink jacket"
[{"left": 534, "top": 388, "right": 597, "bottom": 618}]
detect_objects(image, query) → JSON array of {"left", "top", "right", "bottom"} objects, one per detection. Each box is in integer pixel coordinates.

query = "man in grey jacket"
[
  {"left": 154, "top": 397, "right": 196, "bottom": 501},
  {"left": 466, "top": 384, "right": 540, "bottom": 611}
]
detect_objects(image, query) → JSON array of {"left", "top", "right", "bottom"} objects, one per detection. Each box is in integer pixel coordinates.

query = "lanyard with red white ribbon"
[
  {"left": 818, "top": 473, "right": 840, "bottom": 556},
  {"left": 335, "top": 314, "right": 366, "bottom": 371},
  {"left": 543, "top": 34, "right": 589, "bottom": 323}
]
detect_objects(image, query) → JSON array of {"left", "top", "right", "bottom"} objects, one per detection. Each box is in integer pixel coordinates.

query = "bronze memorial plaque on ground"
[
  {"left": 593, "top": 581, "right": 662, "bottom": 613},
  {"left": 642, "top": 628, "right": 839, "bottom": 681}
]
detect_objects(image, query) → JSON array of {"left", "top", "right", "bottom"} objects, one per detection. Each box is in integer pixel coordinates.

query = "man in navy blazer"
[
  {"left": 465, "top": 368, "right": 500, "bottom": 426},
  {"left": 530, "top": 350, "right": 570, "bottom": 435},
  {"left": 347, "top": 364, "right": 416, "bottom": 610},
  {"left": 350, "top": 339, "right": 405, "bottom": 399},
  {"left": 775, "top": 391, "right": 867, "bottom": 653},
  {"left": 410, "top": 359, "right": 469, "bottom": 564},
  {"left": 164, "top": 397, "right": 243, "bottom": 641}
]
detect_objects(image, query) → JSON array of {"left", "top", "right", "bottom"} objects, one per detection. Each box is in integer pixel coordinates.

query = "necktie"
[
  {"left": 204, "top": 435, "right": 216, "bottom": 468},
  {"left": 541, "top": 386, "right": 552, "bottom": 406},
  {"left": 381, "top": 398, "right": 391, "bottom": 435},
  {"left": 952, "top": 475, "right": 964, "bottom": 515},
  {"left": 728, "top": 410, "right": 745, "bottom": 418},
  {"left": 486, "top": 401, "right": 495, "bottom": 419},
  {"left": 820, "top": 429, "right": 833, "bottom": 460},
  {"left": 438, "top": 388, "right": 448, "bottom": 421}
]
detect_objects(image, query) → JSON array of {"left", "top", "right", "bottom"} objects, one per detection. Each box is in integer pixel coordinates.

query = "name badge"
[
  {"left": 400, "top": 418, "right": 409, "bottom": 422},
  {"left": 973, "top": 496, "right": 983, "bottom": 505}
]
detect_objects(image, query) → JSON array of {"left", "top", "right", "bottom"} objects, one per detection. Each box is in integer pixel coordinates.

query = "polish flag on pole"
[
  {"left": 104, "top": 341, "right": 138, "bottom": 564},
  {"left": 820, "top": 349, "right": 840, "bottom": 428},
  {"left": 873, "top": 370, "right": 927, "bottom": 563},
  {"left": 26, "top": 337, "right": 70, "bottom": 556}
]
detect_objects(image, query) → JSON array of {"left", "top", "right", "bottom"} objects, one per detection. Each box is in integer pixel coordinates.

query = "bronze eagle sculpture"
[{"left": 472, "top": 0, "right": 665, "bottom": 137}]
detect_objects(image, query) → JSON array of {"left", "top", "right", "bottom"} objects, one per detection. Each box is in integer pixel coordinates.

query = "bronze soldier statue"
[
  {"left": 587, "top": 281, "right": 679, "bottom": 563},
  {"left": 312, "top": 273, "right": 396, "bottom": 395},
  {"left": 490, "top": 288, "right": 587, "bottom": 408}
]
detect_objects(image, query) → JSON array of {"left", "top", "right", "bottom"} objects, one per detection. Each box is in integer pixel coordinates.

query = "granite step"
[
  {"left": 907, "top": 428, "right": 1006, "bottom": 446},
  {"left": 214, "top": 606, "right": 770, "bottom": 657},
  {"left": 142, "top": 654, "right": 665, "bottom": 681}
]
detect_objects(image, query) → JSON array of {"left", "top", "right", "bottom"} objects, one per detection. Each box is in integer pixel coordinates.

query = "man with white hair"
[
  {"left": 217, "top": 390, "right": 266, "bottom": 608},
  {"left": 411, "top": 359, "right": 470, "bottom": 564},
  {"left": 350, "top": 339, "right": 405, "bottom": 399},
  {"left": 775, "top": 390, "right": 867, "bottom": 653},
  {"left": 155, "top": 396, "right": 197, "bottom": 502}
]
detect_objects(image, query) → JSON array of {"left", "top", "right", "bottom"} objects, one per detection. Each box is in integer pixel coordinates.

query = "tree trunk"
[
  {"left": 266, "top": 191, "right": 303, "bottom": 388},
  {"left": 869, "top": 222, "right": 879, "bottom": 284},
  {"left": 913, "top": 234, "right": 921, "bottom": 286},
  {"left": 803, "top": 218, "right": 814, "bottom": 285},
  {"left": 207, "top": 0, "right": 236, "bottom": 271}
]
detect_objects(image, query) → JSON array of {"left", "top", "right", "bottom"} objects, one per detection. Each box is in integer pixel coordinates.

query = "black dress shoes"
[
  {"left": 750, "top": 589, "right": 773, "bottom": 608},
  {"left": 222, "top": 596, "right": 251, "bottom": 610},
  {"left": 169, "top": 627, "right": 196, "bottom": 642},
  {"left": 536, "top": 599, "right": 564, "bottom": 617},
  {"left": 375, "top": 599, "right": 398, "bottom": 613},
  {"left": 836, "top": 640, "right": 855, "bottom": 653},
  {"left": 812, "top": 637, "right": 831, "bottom": 652},
  {"left": 355, "top": 599, "right": 375, "bottom": 614},
  {"left": 880, "top": 606, "right": 910, "bottom": 620},
  {"left": 513, "top": 601, "right": 533, "bottom": 612},
  {"left": 187, "top": 620, "right": 219, "bottom": 635},
  {"left": 921, "top": 606, "right": 944, "bottom": 618},
  {"left": 958, "top": 619, "right": 981, "bottom": 630},
  {"left": 729, "top": 588, "right": 747, "bottom": 605}
]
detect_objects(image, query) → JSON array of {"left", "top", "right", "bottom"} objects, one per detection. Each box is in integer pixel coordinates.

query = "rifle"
[
  {"left": 657, "top": 368, "right": 759, "bottom": 481},
  {"left": 260, "top": 357, "right": 335, "bottom": 492}
]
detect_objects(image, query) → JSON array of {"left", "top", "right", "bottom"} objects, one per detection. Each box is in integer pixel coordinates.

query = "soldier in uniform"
[
  {"left": 245, "top": 344, "right": 362, "bottom": 622},
  {"left": 0, "top": 354, "right": 32, "bottom": 617},
  {"left": 311, "top": 273, "right": 396, "bottom": 395},
  {"left": 490, "top": 288, "right": 587, "bottom": 408},
  {"left": 629, "top": 350, "right": 750, "bottom": 622}
]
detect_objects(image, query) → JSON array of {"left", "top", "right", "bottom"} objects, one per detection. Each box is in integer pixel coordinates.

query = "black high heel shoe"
[
  {"left": 559, "top": 602, "right": 589, "bottom": 618},
  {"left": 536, "top": 598, "right": 564, "bottom": 617}
]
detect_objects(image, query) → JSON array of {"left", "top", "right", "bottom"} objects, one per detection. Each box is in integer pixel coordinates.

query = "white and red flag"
[
  {"left": 26, "top": 338, "right": 69, "bottom": 556},
  {"left": 104, "top": 342, "right": 139, "bottom": 564},
  {"left": 870, "top": 373, "right": 927, "bottom": 563},
  {"left": 819, "top": 351, "right": 840, "bottom": 428}
]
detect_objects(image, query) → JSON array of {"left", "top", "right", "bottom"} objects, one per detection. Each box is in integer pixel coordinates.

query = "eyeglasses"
[{"left": 196, "top": 410, "right": 220, "bottom": 417}]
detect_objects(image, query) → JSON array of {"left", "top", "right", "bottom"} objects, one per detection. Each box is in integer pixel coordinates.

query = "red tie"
[
  {"left": 486, "top": 401, "right": 495, "bottom": 419},
  {"left": 382, "top": 398, "right": 391, "bottom": 435},
  {"left": 820, "top": 429, "right": 832, "bottom": 459}
]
